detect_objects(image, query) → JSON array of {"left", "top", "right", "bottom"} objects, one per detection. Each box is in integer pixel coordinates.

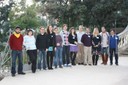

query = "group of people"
[{"left": 9, "top": 24, "right": 119, "bottom": 77}]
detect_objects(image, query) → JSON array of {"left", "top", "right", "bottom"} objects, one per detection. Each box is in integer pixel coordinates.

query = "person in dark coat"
[
  {"left": 68, "top": 27, "right": 78, "bottom": 66},
  {"left": 36, "top": 27, "right": 47, "bottom": 70},
  {"left": 92, "top": 28, "right": 101, "bottom": 65},
  {"left": 46, "top": 25, "right": 56, "bottom": 70}
]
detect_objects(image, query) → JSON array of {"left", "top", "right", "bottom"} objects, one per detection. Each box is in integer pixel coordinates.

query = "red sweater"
[{"left": 9, "top": 34, "right": 23, "bottom": 50}]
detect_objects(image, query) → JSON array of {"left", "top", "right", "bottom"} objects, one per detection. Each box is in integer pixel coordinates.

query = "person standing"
[
  {"left": 109, "top": 29, "right": 119, "bottom": 66},
  {"left": 68, "top": 27, "right": 78, "bottom": 66},
  {"left": 92, "top": 28, "right": 101, "bottom": 65},
  {"left": 36, "top": 27, "right": 47, "bottom": 70},
  {"left": 100, "top": 27, "right": 109, "bottom": 65},
  {"left": 23, "top": 30, "right": 37, "bottom": 73},
  {"left": 54, "top": 27, "right": 63, "bottom": 68},
  {"left": 81, "top": 28, "right": 92, "bottom": 66},
  {"left": 76, "top": 25, "right": 85, "bottom": 65},
  {"left": 60, "top": 24, "right": 70, "bottom": 67},
  {"left": 9, "top": 27, "right": 25, "bottom": 77},
  {"left": 46, "top": 25, "right": 56, "bottom": 70}
]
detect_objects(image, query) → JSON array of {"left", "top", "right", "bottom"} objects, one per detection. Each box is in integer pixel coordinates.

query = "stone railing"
[{"left": 118, "top": 26, "right": 128, "bottom": 54}]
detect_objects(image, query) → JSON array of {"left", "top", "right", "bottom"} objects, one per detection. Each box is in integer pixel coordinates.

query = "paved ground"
[{"left": 0, "top": 56, "right": 128, "bottom": 85}]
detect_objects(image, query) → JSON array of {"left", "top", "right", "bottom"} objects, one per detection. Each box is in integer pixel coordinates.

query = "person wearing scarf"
[{"left": 9, "top": 27, "right": 25, "bottom": 77}]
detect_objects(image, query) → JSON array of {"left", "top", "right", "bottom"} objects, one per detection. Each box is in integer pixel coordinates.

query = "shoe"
[
  {"left": 72, "top": 63, "right": 76, "bottom": 66},
  {"left": 48, "top": 67, "right": 53, "bottom": 70},
  {"left": 59, "top": 66, "right": 63, "bottom": 68},
  {"left": 78, "top": 63, "right": 81, "bottom": 65},
  {"left": 32, "top": 71, "right": 36, "bottom": 73},
  {"left": 12, "top": 74, "right": 15, "bottom": 77},
  {"left": 115, "top": 63, "right": 118, "bottom": 66},
  {"left": 43, "top": 68, "right": 47, "bottom": 70},
  {"left": 88, "top": 64, "right": 92, "bottom": 66},
  {"left": 28, "top": 61, "right": 31, "bottom": 65},
  {"left": 55, "top": 66, "right": 57, "bottom": 69},
  {"left": 101, "top": 62, "right": 104, "bottom": 64},
  {"left": 49, "top": 68, "right": 53, "bottom": 70},
  {"left": 84, "top": 64, "right": 87, "bottom": 66},
  {"left": 18, "top": 72, "right": 26, "bottom": 75}
]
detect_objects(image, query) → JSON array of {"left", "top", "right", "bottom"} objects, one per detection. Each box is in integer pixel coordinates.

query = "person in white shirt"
[
  {"left": 76, "top": 25, "right": 85, "bottom": 65},
  {"left": 60, "top": 24, "right": 70, "bottom": 67},
  {"left": 23, "top": 30, "right": 37, "bottom": 73},
  {"left": 100, "top": 27, "right": 109, "bottom": 65}
]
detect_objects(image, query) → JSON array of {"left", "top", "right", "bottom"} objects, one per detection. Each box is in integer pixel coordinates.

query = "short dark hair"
[
  {"left": 110, "top": 29, "right": 116, "bottom": 33},
  {"left": 15, "top": 26, "right": 21, "bottom": 30},
  {"left": 27, "top": 29, "right": 33, "bottom": 35}
]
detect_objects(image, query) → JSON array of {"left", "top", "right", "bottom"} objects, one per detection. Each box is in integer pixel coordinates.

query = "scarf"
[{"left": 13, "top": 32, "right": 21, "bottom": 38}]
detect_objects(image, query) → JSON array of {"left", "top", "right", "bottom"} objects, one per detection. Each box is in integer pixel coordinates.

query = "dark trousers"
[
  {"left": 109, "top": 48, "right": 118, "bottom": 65},
  {"left": 11, "top": 50, "right": 23, "bottom": 74},
  {"left": 27, "top": 50, "right": 37, "bottom": 73},
  {"left": 70, "top": 52, "right": 76, "bottom": 65},
  {"left": 92, "top": 47, "right": 100, "bottom": 65},
  {"left": 62, "top": 46, "right": 70, "bottom": 65},
  {"left": 47, "top": 51, "right": 54, "bottom": 69},
  {"left": 92, "top": 55, "right": 99, "bottom": 65}
]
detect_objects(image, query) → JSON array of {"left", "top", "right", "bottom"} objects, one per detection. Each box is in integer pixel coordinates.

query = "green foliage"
[
  {"left": 36, "top": 0, "right": 128, "bottom": 29},
  {"left": 9, "top": 0, "right": 47, "bottom": 30}
]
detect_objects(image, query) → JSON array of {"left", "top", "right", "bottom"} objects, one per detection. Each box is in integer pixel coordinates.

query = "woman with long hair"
[
  {"left": 92, "top": 28, "right": 101, "bottom": 65},
  {"left": 46, "top": 25, "right": 56, "bottom": 70},
  {"left": 68, "top": 27, "right": 78, "bottom": 66}
]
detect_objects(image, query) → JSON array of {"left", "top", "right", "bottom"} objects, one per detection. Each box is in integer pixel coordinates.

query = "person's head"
[
  {"left": 70, "top": 27, "right": 76, "bottom": 34},
  {"left": 54, "top": 27, "right": 59, "bottom": 34},
  {"left": 110, "top": 29, "right": 116, "bottom": 35},
  {"left": 62, "top": 24, "right": 67, "bottom": 31},
  {"left": 101, "top": 26, "right": 106, "bottom": 33},
  {"left": 93, "top": 27, "right": 99, "bottom": 36},
  {"left": 86, "top": 27, "right": 90, "bottom": 34},
  {"left": 27, "top": 30, "right": 33, "bottom": 36},
  {"left": 79, "top": 25, "right": 83, "bottom": 32},
  {"left": 40, "top": 26, "right": 45, "bottom": 34},
  {"left": 15, "top": 26, "right": 21, "bottom": 34},
  {"left": 47, "top": 25, "right": 53, "bottom": 34}
]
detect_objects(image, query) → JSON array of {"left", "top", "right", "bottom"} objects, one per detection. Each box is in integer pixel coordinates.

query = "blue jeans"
[
  {"left": 54, "top": 47, "right": 63, "bottom": 67},
  {"left": 38, "top": 50, "right": 47, "bottom": 69},
  {"left": 11, "top": 50, "right": 23, "bottom": 74}
]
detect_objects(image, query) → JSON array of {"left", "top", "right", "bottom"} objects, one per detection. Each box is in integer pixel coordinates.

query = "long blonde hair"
[{"left": 93, "top": 28, "right": 99, "bottom": 36}]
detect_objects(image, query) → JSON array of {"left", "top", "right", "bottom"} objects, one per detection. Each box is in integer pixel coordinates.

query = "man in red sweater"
[{"left": 9, "top": 27, "right": 25, "bottom": 77}]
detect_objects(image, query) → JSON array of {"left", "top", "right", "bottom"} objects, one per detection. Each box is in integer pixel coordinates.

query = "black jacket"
[
  {"left": 68, "top": 33, "right": 77, "bottom": 44},
  {"left": 36, "top": 33, "right": 47, "bottom": 50},
  {"left": 46, "top": 32, "right": 56, "bottom": 49}
]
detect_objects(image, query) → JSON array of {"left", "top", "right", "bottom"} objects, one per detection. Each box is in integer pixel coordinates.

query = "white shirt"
[
  {"left": 23, "top": 35, "right": 36, "bottom": 50},
  {"left": 77, "top": 31, "right": 84, "bottom": 44},
  {"left": 100, "top": 32, "right": 109, "bottom": 47}
]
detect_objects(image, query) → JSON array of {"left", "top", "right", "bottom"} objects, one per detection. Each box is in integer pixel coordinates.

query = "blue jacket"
[{"left": 109, "top": 34, "right": 119, "bottom": 48}]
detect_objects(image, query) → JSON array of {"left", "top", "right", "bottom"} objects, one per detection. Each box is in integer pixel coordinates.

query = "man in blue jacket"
[{"left": 109, "top": 29, "right": 119, "bottom": 66}]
